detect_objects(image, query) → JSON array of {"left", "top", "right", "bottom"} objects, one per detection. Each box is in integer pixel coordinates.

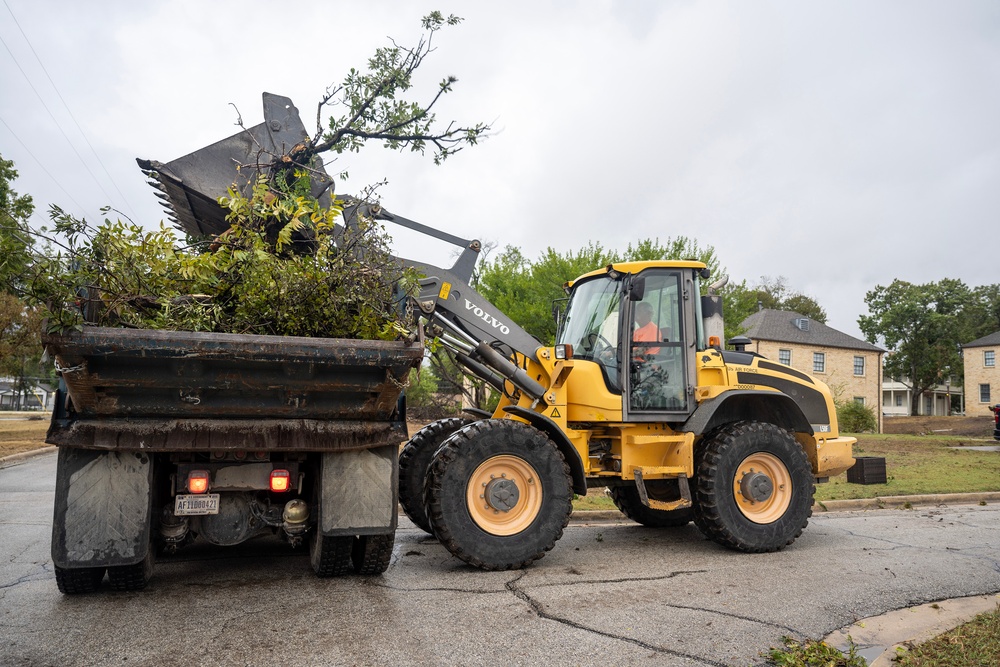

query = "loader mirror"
[{"left": 629, "top": 277, "right": 646, "bottom": 301}]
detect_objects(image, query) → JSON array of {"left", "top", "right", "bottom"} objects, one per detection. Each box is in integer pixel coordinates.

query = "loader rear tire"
[
  {"left": 352, "top": 533, "right": 395, "bottom": 575},
  {"left": 54, "top": 565, "right": 105, "bottom": 595},
  {"left": 693, "top": 421, "right": 814, "bottom": 553},
  {"left": 399, "top": 417, "right": 474, "bottom": 534},
  {"left": 609, "top": 481, "right": 693, "bottom": 528},
  {"left": 424, "top": 420, "right": 573, "bottom": 571}
]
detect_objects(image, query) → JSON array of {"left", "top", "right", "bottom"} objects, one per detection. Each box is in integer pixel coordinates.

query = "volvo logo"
[{"left": 464, "top": 299, "right": 511, "bottom": 335}]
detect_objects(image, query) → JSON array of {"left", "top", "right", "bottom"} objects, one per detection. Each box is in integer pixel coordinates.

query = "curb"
[
  {"left": 0, "top": 446, "right": 57, "bottom": 468},
  {"left": 825, "top": 593, "right": 1000, "bottom": 666},
  {"left": 566, "top": 493, "right": 1000, "bottom": 524},
  {"left": 812, "top": 492, "right": 1000, "bottom": 512}
]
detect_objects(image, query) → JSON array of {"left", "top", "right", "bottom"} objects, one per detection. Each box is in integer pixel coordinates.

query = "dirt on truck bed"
[{"left": 882, "top": 415, "right": 993, "bottom": 438}]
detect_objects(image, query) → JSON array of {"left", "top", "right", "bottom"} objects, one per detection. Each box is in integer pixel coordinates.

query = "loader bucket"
[{"left": 136, "top": 93, "right": 333, "bottom": 238}]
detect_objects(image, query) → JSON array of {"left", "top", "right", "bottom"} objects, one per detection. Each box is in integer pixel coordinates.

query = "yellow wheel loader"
[{"left": 397, "top": 255, "right": 856, "bottom": 570}]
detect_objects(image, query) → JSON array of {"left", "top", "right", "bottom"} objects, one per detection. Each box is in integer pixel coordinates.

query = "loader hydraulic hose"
[
  {"left": 455, "top": 352, "right": 506, "bottom": 393},
  {"left": 473, "top": 342, "right": 546, "bottom": 400}
]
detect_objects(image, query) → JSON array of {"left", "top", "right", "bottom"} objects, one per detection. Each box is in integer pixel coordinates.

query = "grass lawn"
[
  {"left": 815, "top": 432, "right": 1000, "bottom": 501},
  {"left": 0, "top": 417, "right": 50, "bottom": 458}
]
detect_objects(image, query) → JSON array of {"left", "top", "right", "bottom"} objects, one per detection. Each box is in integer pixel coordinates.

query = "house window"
[
  {"left": 778, "top": 349, "right": 791, "bottom": 365},
  {"left": 813, "top": 352, "right": 825, "bottom": 373},
  {"left": 853, "top": 396, "right": 865, "bottom": 405},
  {"left": 853, "top": 356, "right": 865, "bottom": 376},
  {"left": 895, "top": 395, "right": 903, "bottom": 407},
  {"left": 986, "top": 350, "right": 995, "bottom": 367},
  {"left": 981, "top": 384, "right": 991, "bottom": 403}
]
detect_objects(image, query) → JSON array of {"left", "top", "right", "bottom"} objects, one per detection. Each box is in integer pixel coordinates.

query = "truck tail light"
[
  {"left": 187, "top": 470, "right": 210, "bottom": 494},
  {"left": 270, "top": 469, "right": 291, "bottom": 492}
]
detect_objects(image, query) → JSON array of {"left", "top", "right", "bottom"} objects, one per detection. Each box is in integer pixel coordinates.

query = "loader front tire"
[
  {"left": 609, "top": 481, "right": 693, "bottom": 528},
  {"left": 398, "top": 417, "right": 474, "bottom": 534},
  {"left": 693, "top": 421, "right": 813, "bottom": 553},
  {"left": 424, "top": 420, "right": 573, "bottom": 570}
]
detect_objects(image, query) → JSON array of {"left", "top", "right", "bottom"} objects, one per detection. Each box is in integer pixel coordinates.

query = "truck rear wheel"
[
  {"left": 424, "top": 420, "right": 573, "bottom": 570},
  {"left": 609, "top": 481, "right": 693, "bottom": 528},
  {"left": 54, "top": 565, "right": 105, "bottom": 595},
  {"left": 398, "top": 417, "right": 473, "bottom": 534},
  {"left": 310, "top": 531, "right": 355, "bottom": 577},
  {"left": 108, "top": 549, "right": 154, "bottom": 591},
  {"left": 352, "top": 533, "right": 395, "bottom": 575},
  {"left": 693, "top": 421, "right": 814, "bottom": 552}
]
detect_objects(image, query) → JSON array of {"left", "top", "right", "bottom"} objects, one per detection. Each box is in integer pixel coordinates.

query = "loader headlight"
[{"left": 554, "top": 344, "right": 573, "bottom": 360}]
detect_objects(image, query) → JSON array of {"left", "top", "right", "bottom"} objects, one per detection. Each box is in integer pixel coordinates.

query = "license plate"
[{"left": 175, "top": 493, "right": 220, "bottom": 516}]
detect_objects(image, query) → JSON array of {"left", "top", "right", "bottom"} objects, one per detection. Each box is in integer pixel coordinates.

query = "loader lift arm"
[{"left": 341, "top": 200, "right": 547, "bottom": 403}]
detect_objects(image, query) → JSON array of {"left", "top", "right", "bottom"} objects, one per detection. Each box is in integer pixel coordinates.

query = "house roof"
[
  {"left": 739, "top": 309, "right": 884, "bottom": 353},
  {"left": 964, "top": 330, "right": 1000, "bottom": 348}
]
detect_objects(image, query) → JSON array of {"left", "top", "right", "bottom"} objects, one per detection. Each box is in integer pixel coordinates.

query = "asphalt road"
[{"left": 3, "top": 451, "right": 1000, "bottom": 667}]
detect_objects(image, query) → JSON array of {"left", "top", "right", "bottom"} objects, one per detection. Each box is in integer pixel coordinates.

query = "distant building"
[
  {"left": 962, "top": 331, "right": 1000, "bottom": 416},
  {"left": 739, "top": 309, "right": 885, "bottom": 432},
  {"left": 0, "top": 378, "right": 55, "bottom": 411},
  {"left": 881, "top": 375, "right": 961, "bottom": 417}
]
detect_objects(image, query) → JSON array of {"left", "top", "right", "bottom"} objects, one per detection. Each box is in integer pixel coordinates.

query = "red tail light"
[
  {"left": 187, "top": 470, "right": 210, "bottom": 494},
  {"left": 270, "top": 469, "right": 291, "bottom": 493}
]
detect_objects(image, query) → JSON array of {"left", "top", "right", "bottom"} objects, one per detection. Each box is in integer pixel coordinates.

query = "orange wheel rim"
[
  {"left": 466, "top": 455, "right": 542, "bottom": 536},
  {"left": 732, "top": 452, "right": 792, "bottom": 524}
]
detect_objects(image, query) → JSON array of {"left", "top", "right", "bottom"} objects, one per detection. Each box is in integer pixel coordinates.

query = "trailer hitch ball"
[{"left": 282, "top": 499, "right": 310, "bottom": 535}]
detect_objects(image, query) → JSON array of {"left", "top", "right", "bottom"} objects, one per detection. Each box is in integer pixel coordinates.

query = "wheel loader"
[{"left": 123, "top": 93, "right": 854, "bottom": 577}]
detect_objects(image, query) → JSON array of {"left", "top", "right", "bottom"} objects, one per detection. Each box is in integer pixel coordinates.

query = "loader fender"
[
  {"left": 501, "top": 406, "right": 587, "bottom": 496},
  {"left": 51, "top": 447, "right": 153, "bottom": 569},
  {"left": 681, "top": 390, "right": 814, "bottom": 437}
]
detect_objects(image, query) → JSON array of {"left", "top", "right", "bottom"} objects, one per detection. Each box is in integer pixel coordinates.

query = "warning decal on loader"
[{"left": 550, "top": 408, "right": 561, "bottom": 418}]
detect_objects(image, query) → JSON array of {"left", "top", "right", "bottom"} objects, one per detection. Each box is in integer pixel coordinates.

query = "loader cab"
[{"left": 558, "top": 263, "right": 703, "bottom": 421}]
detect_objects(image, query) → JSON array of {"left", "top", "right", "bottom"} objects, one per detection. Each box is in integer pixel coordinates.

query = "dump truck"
[{"left": 45, "top": 95, "right": 425, "bottom": 594}]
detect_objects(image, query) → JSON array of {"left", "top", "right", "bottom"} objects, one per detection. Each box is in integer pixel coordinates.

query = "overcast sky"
[{"left": 2, "top": 1, "right": 998, "bottom": 339}]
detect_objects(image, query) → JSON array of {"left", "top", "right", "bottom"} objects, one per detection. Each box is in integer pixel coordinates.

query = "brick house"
[
  {"left": 739, "top": 309, "right": 885, "bottom": 432},
  {"left": 962, "top": 330, "right": 1000, "bottom": 416}
]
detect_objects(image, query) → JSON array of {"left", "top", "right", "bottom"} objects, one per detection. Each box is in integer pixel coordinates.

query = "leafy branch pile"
[{"left": 24, "top": 173, "right": 417, "bottom": 341}]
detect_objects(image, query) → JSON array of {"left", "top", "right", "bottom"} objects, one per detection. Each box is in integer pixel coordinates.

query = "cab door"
[{"left": 621, "top": 269, "right": 697, "bottom": 422}]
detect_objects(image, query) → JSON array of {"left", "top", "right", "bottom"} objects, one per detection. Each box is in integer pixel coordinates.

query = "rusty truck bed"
[{"left": 43, "top": 326, "right": 423, "bottom": 452}]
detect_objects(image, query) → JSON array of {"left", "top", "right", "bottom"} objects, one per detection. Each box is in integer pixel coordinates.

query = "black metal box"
[{"left": 847, "top": 457, "right": 887, "bottom": 485}]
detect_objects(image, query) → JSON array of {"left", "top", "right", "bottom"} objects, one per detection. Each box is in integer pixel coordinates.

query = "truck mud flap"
[
  {"left": 318, "top": 445, "right": 397, "bottom": 536},
  {"left": 51, "top": 448, "right": 153, "bottom": 569}
]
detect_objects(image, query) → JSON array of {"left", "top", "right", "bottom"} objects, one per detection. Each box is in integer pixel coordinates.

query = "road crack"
[{"left": 505, "top": 571, "right": 741, "bottom": 667}]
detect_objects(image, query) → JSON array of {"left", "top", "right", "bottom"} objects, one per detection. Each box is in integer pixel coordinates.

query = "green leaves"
[
  {"left": 314, "top": 14, "right": 489, "bottom": 167},
  {"left": 21, "top": 177, "right": 415, "bottom": 341}
]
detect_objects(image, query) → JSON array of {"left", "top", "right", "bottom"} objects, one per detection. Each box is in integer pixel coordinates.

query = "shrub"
[{"left": 837, "top": 400, "right": 878, "bottom": 433}]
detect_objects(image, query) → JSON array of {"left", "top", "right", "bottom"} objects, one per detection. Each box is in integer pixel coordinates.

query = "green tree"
[
  {"left": 0, "top": 153, "right": 35, "bottom": 294},
  {"left": 0, "top": 154, "right": 45, "bottom": 409},
  {"left": 476, "top": 237, "right": 724, "bottom": 345},
  {"left": 859, "top": 279, "right": 971, "bottom": 416}
]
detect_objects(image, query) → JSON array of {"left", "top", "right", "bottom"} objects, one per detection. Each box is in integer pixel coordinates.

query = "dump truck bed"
[{"left": 44, "top": 326, "right": 423, "bottom": 452}]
